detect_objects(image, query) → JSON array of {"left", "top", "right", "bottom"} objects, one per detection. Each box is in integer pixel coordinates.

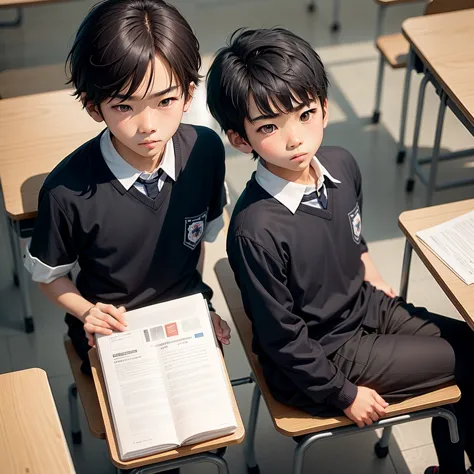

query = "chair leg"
[
  {"left": 374, "top": 426, "right": 392, "bottom": 458},
  {"left": 245, "top": 381, "right": 261, "bottom": 474},
  {"left": 375, "top": 4, "right": 387, "bottom": 40},
  {"left": 331, "top": 0, "right": 341, "bottom": 32},
  {"left": 68, "top": 383, "right": 82, "bottom": 444},
  {"left": 406, "top": 73, "right": 430, "bottom": 193},
  {"left": 372, "top": 54, "right": 385, "bottom": 124}
]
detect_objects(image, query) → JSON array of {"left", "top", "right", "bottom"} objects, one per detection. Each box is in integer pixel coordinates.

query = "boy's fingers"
[
  {"left": 373, "top": 391, "right": 388, "bottom": 407},
  {"left": 84, "top": 323, "right": 112, "bottom": 336},
  {"left": 85, "top": 316, "right": 113, "bottom": 330},
  {"left": 220, "top": 319, "right": 231, "bottom": 337},
  {"left": 374, "top": 403, "right": 387, "bottom": 417},
  {"left": 104, "top": 305, "right": 128, "bottom": 327},
  {"left": 118, "top": 306, "right": 127, "bottom": 314}
]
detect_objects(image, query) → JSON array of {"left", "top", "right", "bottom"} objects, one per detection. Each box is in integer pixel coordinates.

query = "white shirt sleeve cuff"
[
  {"left": 24, "top": 242, "right": 77, "bottom": 284},
  {"left": 203, "top": 214, "right": 225, "bottom": 243}
]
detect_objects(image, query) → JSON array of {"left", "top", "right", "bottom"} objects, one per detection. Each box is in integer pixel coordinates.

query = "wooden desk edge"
[{"left": 398, "top": 211, "right": 474, "bottom": 331}]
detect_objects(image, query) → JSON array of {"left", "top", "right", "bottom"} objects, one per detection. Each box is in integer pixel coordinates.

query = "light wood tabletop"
[
  {"left": 0, "top": 89, "right": 104, "bottom": 220},
  {"left": 89, "top": 348, "right": 245, "bottom": 470},
  {"left": 399, "top": 199, "right": 474, "bottom": 330},
  {"left": 0, "top": 0, "right": 66, "bottom": 8},
  {"left": 0, "top": 368, "right": 75, "bottom": 474},
  {"left": 402, "top": 9, "right": 474, "bottom": 128}
]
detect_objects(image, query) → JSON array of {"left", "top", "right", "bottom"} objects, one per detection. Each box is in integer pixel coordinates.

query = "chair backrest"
[{"left": 425, "top": 0, "right": 474, "bottom": 15}]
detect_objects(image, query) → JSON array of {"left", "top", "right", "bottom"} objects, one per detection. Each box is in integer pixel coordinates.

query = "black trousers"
[{"left": 331, "top": 302, "right": 474, "bottom": 474}]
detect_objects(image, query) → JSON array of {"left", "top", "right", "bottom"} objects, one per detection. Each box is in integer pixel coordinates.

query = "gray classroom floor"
[{"left": 1, "top": 0, "right": 474, "bottom": 473}]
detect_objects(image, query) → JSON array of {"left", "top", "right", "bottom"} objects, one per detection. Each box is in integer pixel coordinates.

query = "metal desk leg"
[
  {"left": 400, "top": 239, "right": 413, "bottom": 301},
  {"left": 375, "top": 4, "right": 387, "bottom": 40},
  {"left": 7, "top": 218, "right": 20, "bottom": 285},
  {"left": 372, "top": 54, "right": 385, "bottom": 124},
  {"left": 406, "top": 72, "right": 430, "bottom": 192},
  {"left": 396, "top": 48, "right": 415, "bottom": 164},
  {"left": 10, "top": 219, "right": 35, "bottom": 333},
  {"left": 426, "top": 91, "right": 447, "bottom": 207},
  {"left": 331, "top": 0, "right": 341, "bottom": 32}
]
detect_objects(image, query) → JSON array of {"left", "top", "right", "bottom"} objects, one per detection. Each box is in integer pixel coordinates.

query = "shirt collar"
[
  {"left": 255, "top": 156, "right": 341, "bottom": 214},
  {"left": 100, "top": 129, "right": 176, "bottom": 191}
]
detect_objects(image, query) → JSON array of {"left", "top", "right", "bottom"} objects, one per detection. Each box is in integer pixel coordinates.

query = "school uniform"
[
  {"left": 227, "top": 147, "right": 474, "bottom": 473},
  {"left": 25, "top": 124, "right": 227, "bottom": 372}
]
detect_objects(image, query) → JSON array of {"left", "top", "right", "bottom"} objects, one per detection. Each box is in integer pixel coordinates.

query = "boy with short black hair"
[
  {"left": 207, "top": 27, "right": 474, "bottom": 474},
  {"left": 25, "top": 0, "right": 230, "bottom": 384}
]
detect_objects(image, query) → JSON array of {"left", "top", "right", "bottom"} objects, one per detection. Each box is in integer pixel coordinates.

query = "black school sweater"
[{"left": 227, "top": 146, "right": 399, "bottom": 413}]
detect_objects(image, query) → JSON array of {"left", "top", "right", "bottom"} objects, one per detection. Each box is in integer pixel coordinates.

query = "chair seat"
[
  {"left": 214, "top": 257, "right": 461, "bottom": 438},
  {"left": 64, "top": 339, "right": 106, "bottom": 439},
  {"left": 376, "top": 33, "right": 409, "bottom": 69}
]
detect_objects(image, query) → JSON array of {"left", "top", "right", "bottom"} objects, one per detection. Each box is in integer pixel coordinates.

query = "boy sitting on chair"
[
  {"left": 25, "top": 0, "right": 230, "bottom": 390},
  {"left": 206, "top": 27, "right": 474, "bottom": 474}
]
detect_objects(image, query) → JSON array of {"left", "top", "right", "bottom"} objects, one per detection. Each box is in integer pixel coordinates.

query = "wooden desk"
[
  {"left": 398, "top": 198, "right": 474, "bottom": 329},
  {"left": 400, "top": 9, "right": 474, "bottom": 204},
  {"left": 0, "top": 368, "right": 75, "bottom": 473},
  {"left": 89, "top": 348, "right": 245, "bottom": 471},
  {"left": 0, "top": 89, "right": 103, "bottom": 332},
  {"left": 403, "top": 9, "right": 474, "bottom": 128},
  {"left": 0, "top": 89, "right": 103, "bottom": 220}
]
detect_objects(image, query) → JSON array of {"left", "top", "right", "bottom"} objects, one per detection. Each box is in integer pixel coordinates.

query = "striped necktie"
[
  {"left": 136, "top": 169, "right": 164, "bottom": 199},
  {"left": 301, "top": 184, "right": 328, "bottom": 209}
]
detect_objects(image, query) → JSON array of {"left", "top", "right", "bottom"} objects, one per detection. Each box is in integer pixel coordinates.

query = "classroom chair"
[
  {"left": 371, "top": 0, "right": 427, "bottom": 137},
  {"left": 371, "top": 0, "right": 474, "bottom": 165},
  {"left": 214, "top": 258, "right": 461, "bottom": 474},
  {"left": 64, "top": 337, "right": 244, "bottom": 474}
]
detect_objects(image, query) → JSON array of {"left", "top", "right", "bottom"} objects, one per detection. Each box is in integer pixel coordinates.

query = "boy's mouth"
[{"left": 290, "top": 153, "right": 307, "bottom": 161}]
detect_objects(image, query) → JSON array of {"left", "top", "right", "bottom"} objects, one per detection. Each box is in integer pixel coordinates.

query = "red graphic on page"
[{"left": 165, "top": 322, "right": 179, "bottom": 337}]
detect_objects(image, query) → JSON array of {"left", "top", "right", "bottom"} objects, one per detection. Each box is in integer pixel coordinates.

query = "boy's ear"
[
  {"left": 183, "top": 82, "right": 195, "bottom": 113},
  {"left": 227, "top": 130, "right": 253, "bottom": 154},
  {"left": 81, "top": 94, "right": 104, "bottom": 123},
  {"left": 322, "top": 98, "right": 329, "bottom": 129}
]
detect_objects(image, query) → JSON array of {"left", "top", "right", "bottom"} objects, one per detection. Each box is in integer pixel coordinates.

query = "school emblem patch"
[
  {"left": 183, "top": 210, "right": 208, "bottom": 250},
  {"left": 348, "top": 203, "right": 362, "bottom": 244}
]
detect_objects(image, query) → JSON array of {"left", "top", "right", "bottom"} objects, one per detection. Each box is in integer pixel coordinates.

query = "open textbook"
[
  {"left": 416, "top": 210, "right": 474, "bottom": 285},
  {"left": 95, "top": 293, "right": 237, "bottom": 461}
]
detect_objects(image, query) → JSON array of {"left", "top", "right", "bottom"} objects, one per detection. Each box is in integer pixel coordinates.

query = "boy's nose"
[
  {"left": 287, "top": 132, "right": 303, "bottom": 150},
  {"left": 138, "top": 109, "right": 157, "bottom": 135}
]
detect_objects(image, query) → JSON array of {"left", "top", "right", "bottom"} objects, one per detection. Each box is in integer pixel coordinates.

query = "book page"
[
  {"left": 97, "top": 328, "right": 178, "bottom": 460},
  {"left": 149, "top": 297, "right": 237, "bottom": 444},
  {"left": 417, "top": 210, "right": 474, "bottom": 285}
]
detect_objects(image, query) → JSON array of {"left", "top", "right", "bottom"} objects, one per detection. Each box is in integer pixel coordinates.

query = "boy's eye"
[
  {"left": 258, "top": 124, "right": 276, "bottom": 134},
  {"left": 114, "top": 104, "right": 132, "bottom": 113},
  {"left": 159, "top": 97, "right": 176, "bottom": 107},
  {"left": 301, "top": 108, "right": 316, "bottom": 122}
]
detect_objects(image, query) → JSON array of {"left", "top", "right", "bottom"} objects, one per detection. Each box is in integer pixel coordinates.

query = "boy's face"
[
  {"left": 86, "top": 55, "right": 193, "bottom": 167},
  {"left": 229, "top": 93, "right": 328, "bottom": 179}
]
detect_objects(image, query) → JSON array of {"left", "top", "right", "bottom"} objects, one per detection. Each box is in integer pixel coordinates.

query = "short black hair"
[
  {"left": 207, "top": 28, "right": 328, "bottom": 141},
  {"left": 67, "top": 0, "right": 201, "bottom": 105}
]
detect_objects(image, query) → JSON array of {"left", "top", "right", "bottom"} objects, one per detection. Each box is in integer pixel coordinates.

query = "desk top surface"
[
  {"left": 402, "top": 9, "right": 474, "bottom": 128},
  {"left": 399, "top": 198, "right": 474, "bottom": 329},
  {"left": 0, "top": 89, "right": 104, "bottom": 220},
  {"left": 0, "top": 368, "right": 75, "bottom": 474}
]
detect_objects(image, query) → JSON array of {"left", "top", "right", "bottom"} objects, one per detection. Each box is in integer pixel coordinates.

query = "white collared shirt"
[
  {"left": 255, "top": 156, "right": 341, "bottom": 214},
  {"left": 24, "top": 129, "right": 225, "bottom": 284},
  {"left": 100, "top": 129, "right": 175, "bottom": 194}
]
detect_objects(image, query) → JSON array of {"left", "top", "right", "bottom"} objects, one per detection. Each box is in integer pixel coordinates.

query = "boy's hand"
[
  {"left": 343, "top": 386, "right": 389, "bottom": 427},
  {"left": 210, "top": 312, "right": 231, "bottom": 346},
  {"left": 371, "top": 279, "right": 397, "bottom": 298},
  {"left": 83, "top": 303, "right": 127, "bottom": 347}
]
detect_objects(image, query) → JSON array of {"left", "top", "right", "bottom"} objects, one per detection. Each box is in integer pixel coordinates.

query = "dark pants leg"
[{"left": 334, "top": 302, "right": 474, "bottom": 474}]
